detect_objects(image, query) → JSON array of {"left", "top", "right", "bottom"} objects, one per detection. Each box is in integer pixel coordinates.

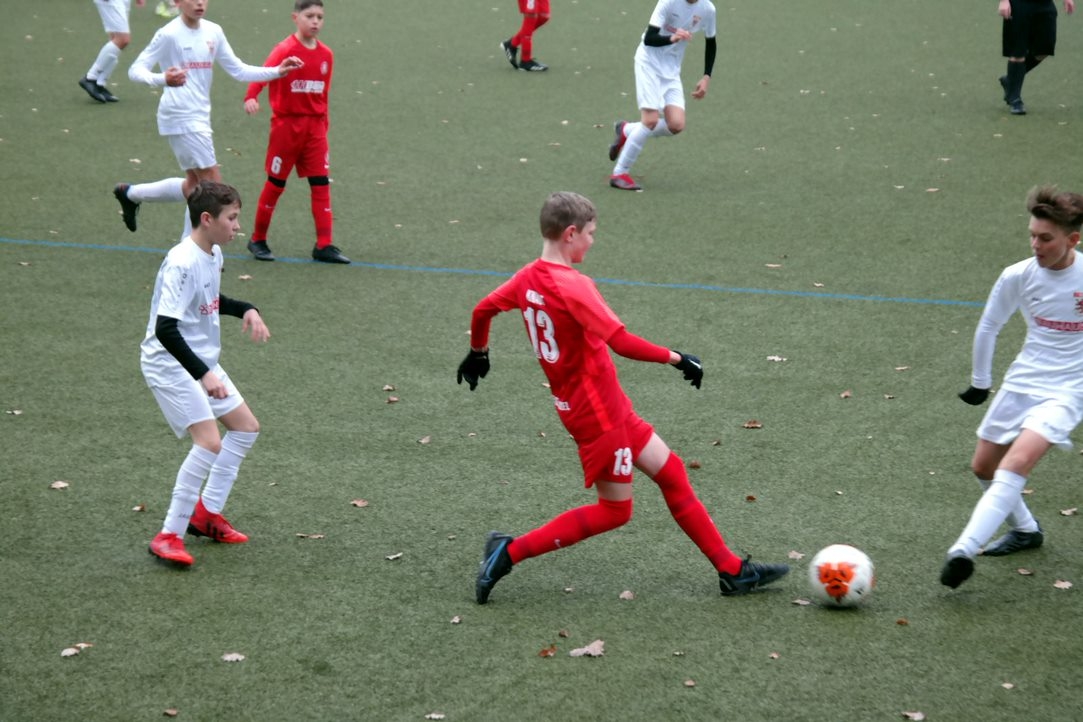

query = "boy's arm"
[
  {"left": 244, "top": 44, "right": 288, "bottom": 105},
  {"left": 457, "top": 283, "right": 517, "bottom": 391},
  {"left": 155, "top": 315, "right": 211, "bottom": 380},
  {"left": 967, "top": 271, "right": 1019, "bottom": 394},
  {"left": 129, "top": 30, "right": 169, "bottom": 86},
  {"left": 215, "top": 32, "right": 290, "bottom": 84},
  {"left": 220, "top": 294, "right": 270, "bottom": 342}
]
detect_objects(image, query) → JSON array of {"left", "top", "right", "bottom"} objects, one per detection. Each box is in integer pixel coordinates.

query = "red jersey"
[
  {"left": 245, "top": 34, "right": 333, "bottom": 118},
  {"left": 472, "top": 259, "right": 638, "bottom": 442}
]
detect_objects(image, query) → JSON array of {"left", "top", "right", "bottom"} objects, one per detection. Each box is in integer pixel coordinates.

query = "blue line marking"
[{"left": 0, "top": 236, "right": 984, "bottom": 308}]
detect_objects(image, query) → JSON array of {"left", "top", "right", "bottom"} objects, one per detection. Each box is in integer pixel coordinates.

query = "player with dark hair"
[
  {"left": 997, "top": 0, "right": 1074, "bottom": 115},
  {"left": 142, "top": 181, "right": 269, "bottom": 566},
  {"left": 609, "top": 0, "right": 717, "bottom": 191},
  {"left": 943, "top": 185, "right": 1083, "bottom": 588},
  {"left": 244, "top": 0, "right": 349, "bottom": 264},
  {"left": 458, "top": 191, "right": 790, "bottom": 604},
  {"left": 499, "top": 0, "right": 550, "bottom": 72}
]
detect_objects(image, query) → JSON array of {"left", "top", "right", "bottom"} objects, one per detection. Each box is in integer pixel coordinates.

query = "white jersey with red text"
[{"left": 636, "top": 0, "right": 717, "bottom": 81}]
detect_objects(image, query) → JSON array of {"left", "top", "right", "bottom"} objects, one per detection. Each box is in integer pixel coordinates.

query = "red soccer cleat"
[
  {"left": 149, "top": 532, "right": 195, "bottom": 566},
  {"left": 608, "top": 120, "right": 628, "bottom": 162},
  {"left": 609, "top": 173, "right": 642, "bottom": 191},
  {"left": 188, "top": 499, "right": 249, "bottom": 543}
]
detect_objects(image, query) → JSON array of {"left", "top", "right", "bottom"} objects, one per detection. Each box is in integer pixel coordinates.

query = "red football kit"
[{"left": 470, "top": 259, "right": 671, "bottom": 485}]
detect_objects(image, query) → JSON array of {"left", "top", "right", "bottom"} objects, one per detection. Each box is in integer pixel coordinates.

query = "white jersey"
[
  {"left": 141, "top": 237, "right": 224, "bottom": 387},
  {"left": 971, "top": 251, "right": 1083, "bottom": 398},
  {"left": 635, "top": 0, "right": 717, "bottom": 81},
  {"left": 129, "top": 17, "right": 281, "bottom": 135}
]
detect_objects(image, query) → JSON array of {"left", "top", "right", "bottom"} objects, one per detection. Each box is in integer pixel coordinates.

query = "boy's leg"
[
  {"left": 189, "top": 403, "right": 259, "bottom": 542},
  {"left": 507, "top": 495, "right": 633, "bottom": 563},
  {"left": 161, "top": 442, "right": 218, "bottom": 537},
  {"left": 309, "top": 177, "right": 334, "bottom": 250}
]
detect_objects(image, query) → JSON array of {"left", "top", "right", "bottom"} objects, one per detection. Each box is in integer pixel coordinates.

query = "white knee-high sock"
[
  {"left": 650, "top": 119, "right": 673, "bottom": 137},
  {"left": 162, "top": 445, "right": 217, "bottom": 536},
  {"left": 976, "top": 477, "right": 1038, "bottom": 532},
  {"left": 87, "top": 41, "right": 121, "bottom": 82},
  {"left": 127, "top": 177, "right": 186, "bottom": 203},
  {"left": 950, "top": 469, "right": 1027, "bottom": 557},
  {"left": 613, "top": 122, "right": 652, "bottom": 176},
  {"left": 201, "top": 431, "right": 258, "bottom": 514}
]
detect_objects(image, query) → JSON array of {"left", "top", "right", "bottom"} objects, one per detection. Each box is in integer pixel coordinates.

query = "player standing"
[
  {"left": 79, "top": 0, "right": 147, "bottom": 103},
  {"left": 142, "top": 182, "right": 269, "bottom": 566},
  {"left": 608, "top": 0, "right": 717, "bottom": 191},
  {"left": 499, "top": 0, "right": 550, "bottom": 72},
  {"left": 458, "top": 191, "right": 790, "bottom": 604},
  {"left": 113, "top": 0, "right": 302, "bottom": 240},
  {"left": 243, "top": 0, "right": 349, "bottom": 264},
  {"left": 943, "top": 185, "right": 1083, "bottom": 588},
  {"left": 997, "top": 0, "right": 1074, "bottom": 115}
]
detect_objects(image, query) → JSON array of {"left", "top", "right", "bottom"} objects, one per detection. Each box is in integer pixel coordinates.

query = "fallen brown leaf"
[
  {"left": 1017, "top": 568, "right": 1033, "bottom": 576},
  {"left": 49, "top": 480, "right": 70, "bottom": 490},
  {"left": 385, "top": 552, "right": 404, "bottom": 561},
  {"left": 742, "top": 420, "right": 763, "bottom": 429},
  {"left": 163, "top": 709, "right": 179, "bottom": 717},
  {"left": 684, "top": 679, "right": 696, "bottom": 688},
  {"left": 221, "top": 652, "right": 245, "bottom": 662},
  {"left": 417, "top": 435, "right": 432, "bottom": 445},
  {"left": 839, "top": 390, "right": 852, "bottom": 399},
  {"left": 787, "top": 550, "right": 805, "bottom": 560},
  {"left": 1060, "top": 507, "right": 1078, "bottom": 516},
  {"left": 350, "top": 499, "right": 369, "bottom": 508},
  {"left": 688, "top": 459, "right": 702, "bottom": 469},
  {"left": 619, "top": 590, "right": 635, "bottom": 601},
  {"left": 382, "top": 384, "right": 395, "bottom": 391},
  {"left": 745, "top": 495, "right": 757, "bottom": 502},
  {"left": 902, "top": 713, "right": 926, "bottom": 721},
  {"left": 386, "top": 396, "right": 400, "bottom": 404},
  {"left": 538, "top": 644, "right": 558, "bottom": 658},
  {"left": 791, "top": 598, "right": 812, "bottom": 606},
  {"left": 132, "top": 504, "right": 146, "bottom": 512},
  {"left": 1053, "top": 579, "right": 1073, "bottom": 590},
  {"left": 569, "top": 639, "right": 605, "bottom": 657}
]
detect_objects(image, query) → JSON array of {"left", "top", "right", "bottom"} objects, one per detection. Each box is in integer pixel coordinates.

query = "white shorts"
[
  {"left": 148, "top": 365, "right": 244, "bottom": 438},
  {"left": 94, "top": 0, "right": 132, "bottom": 34},
  {"left": 167, "top": 131, "right": 217, "bottom": 172},
  {"left": 634, "top": 57, "right": 685, "bottom": 112},
  {"left": 977, "top": 389, "right": 1083, "bottom": 451}
]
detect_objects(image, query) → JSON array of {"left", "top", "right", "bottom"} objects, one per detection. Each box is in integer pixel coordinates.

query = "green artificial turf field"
[{"left": 2, "top": 1, "right": 1082, "bottom": 720}]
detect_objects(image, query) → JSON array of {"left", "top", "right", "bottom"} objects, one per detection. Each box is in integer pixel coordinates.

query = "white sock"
[
  {"left": 950, "top": 469, "right": 1027, "bottom": 557},
  {"left": 87, "top": 41, "right": 120, "bottom": 82},
  {"left": 976, "top": 477, "right": 1038, "bottom": 532},
  {"left": 201, "top": 431, "right": 258, "bottom": 514},
  {"left": 650, "top": 119, "right": 673, "bottom": 137},
  {"left": 127, "top": 177, "right": 185, "bottom": 203},
  {"left": 613, "top": 122, "right": 652, "bottom": 176},
  {"left": 162, "top": 445, "right": 217, "bottom": 536}
]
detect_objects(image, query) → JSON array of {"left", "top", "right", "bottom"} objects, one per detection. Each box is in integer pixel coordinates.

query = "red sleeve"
[
  {"left": 469, "top": 277, "right": 519, "bottom": 350},
  {"left": 607, "top": 327, "right": 672, "bottom": 364},
  {"left": 244, "top": 42, "right": 287, "bottom": 102}
]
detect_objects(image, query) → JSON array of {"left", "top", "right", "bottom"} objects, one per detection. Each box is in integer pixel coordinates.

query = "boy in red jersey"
[
  {"left": 243, "top": 0, "right": 349, "bottom": 264},
  {"left": 458, "top": 191, "right": 790, "bottom": 603},
  {"left": 500, "top": 0, "right": 550, "bottom": 72}
]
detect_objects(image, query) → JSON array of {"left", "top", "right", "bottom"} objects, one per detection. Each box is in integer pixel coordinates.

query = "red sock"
[
  {"left": 310, "top": 183, "right": 333, "bottom": 249},
  {"left": 653, "top": 453, "right": 742, "bottom": 574},
  {"left": 252, "top": 180, "right": 285, "bottom": 242},
  {"left": 512, "top": 16, "right": 539, "bottom": 61},
  {"left": 508, "top": 497, "right": 632, "bottom": 564}
]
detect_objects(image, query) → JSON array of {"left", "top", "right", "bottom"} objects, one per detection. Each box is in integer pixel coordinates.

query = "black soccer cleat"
[
  {"left": 940, "top": 553, "right": 974, "bottom": 589},
  {"left": 500, "top": 39, "right": 518, "bottom": 69},
  {"left": 1009, "top": 99, "right": 1027, "bottom": 116},
  {"left": 312, "top": 244, "right": 350, "bottom": 264},
  {"left": 982, "top": 525, "right": 1043, "bottom": 557},
  {"left": 247, "top": 240, "right": 276, "bottom": 261},
  {"left": 518, "top": 59, "right": 548, "bottom": 72},
  {"left": 78, "top": 76, "right": 107, "bottom": 103},
  {"left": 97, "top": 85, "right": 119, "bottom": 102},
  {"left": 476, "top": 531, "right": 514, "bottom": 604},
  {"left": 718, "top": 557, "right": 790, "bottom": 596},
  {"left": 113, "top": 183, "right": 140, "bottom": 232}
]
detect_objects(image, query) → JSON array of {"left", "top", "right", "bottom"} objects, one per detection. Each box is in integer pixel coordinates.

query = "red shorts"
[
  {"left": 518, "top": 0, "right": 550, "bottom": 15},
  {"left": 265, "top": 115, "right": 329, "bottom": 179},
  {"left": 576, "top": 413, "right": 654, "bottom": 488}
]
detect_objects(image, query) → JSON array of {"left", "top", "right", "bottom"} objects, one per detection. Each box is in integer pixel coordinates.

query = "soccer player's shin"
[{"left": 508, "top": 498, "right": 633, "bottom": 563}]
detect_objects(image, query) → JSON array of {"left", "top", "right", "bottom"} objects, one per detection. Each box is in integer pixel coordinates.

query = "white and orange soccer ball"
[{"left": 808, "top": 544, "right": 875, "bottom": 608}]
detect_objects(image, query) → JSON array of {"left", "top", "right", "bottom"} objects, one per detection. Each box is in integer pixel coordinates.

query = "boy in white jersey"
[
  {"left": 608, "top": 0, "right": 717, "bottom": 191},
  {"left": 113, "top": 0, "right": 303, "bottom": 239},
  {"left": 942, "top": 185, "right": 1083, "bottom": 589},
  {"left": 142, "top": 181, "right": 269, "bottom": 566},
  {"left": 80, "top": 0, "right": 146, "bottom": 103}
]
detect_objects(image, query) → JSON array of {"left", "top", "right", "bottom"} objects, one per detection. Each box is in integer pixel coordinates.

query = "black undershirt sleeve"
[
  {"left": 219, "top": 293, "right": 256, "bottom": 319},
  {"left": 643, "top": 25, "right": 670, "bottom": 47},
  {"left": 155, "top": 315, "right": 211, "bottom": 381},
  {"left": 704, "top": 36, "right": 717, "bottom": 77}
]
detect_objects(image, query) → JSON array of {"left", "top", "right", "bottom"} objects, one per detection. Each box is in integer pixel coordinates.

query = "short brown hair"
[
  {"left": 1026, "top": 185, "right": 1083, "bottom": 234},
  {"left": 295, "top": 0, "right": 323, "bottom": 11},
  {"left": 539, "top": 192, "right": 596, "bottom": 240},
  {"left": 187, "top": 181, "right": 241, "bottom": 227}
]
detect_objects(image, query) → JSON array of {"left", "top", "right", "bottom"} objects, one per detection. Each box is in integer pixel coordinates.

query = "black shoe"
[
  {"left": 998, "top": 75, "right": 1009, "bottom": 105},
  {"left": 500, "top": 39, "right": 518, "bottom": 69},
  {"left": 97, "top": 85, "right": 119, "bottom": 102},
  {"left": 518, "top": 59, "right": 548, "bottom": 72},
  {"left": 312, "top": 244, "right": 350, "bottom": 264},
  {"left": 247, "top": 240, "right": 275, "bottom": 261},
  {"left": 113, "top": 183, "right": 139, "bottom": 232},
  {"left": 1010, "top": 99, "right": 1027, "bottom": 115},
  {"left": 78, "top": 76, "right": 107, "bottom": 103},
  {"left": 718, "top": 557, "right": 790, "bottom": 596},
  {"left": 476, "top": 531, "right": 514, "bottom": 604},
  {"left": 940, "top": 553, "right": 974, "bottom": 589},
  {"left": 608, "top": 120, "right": 628, "bottom": 162},
  {"left": 982, "top": 526, "right": 1043, "bottom": 556}
]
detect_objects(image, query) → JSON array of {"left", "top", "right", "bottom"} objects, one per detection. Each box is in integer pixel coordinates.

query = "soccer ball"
[{"left": 808, "top": 544, "right": 875, "bottom": 608}]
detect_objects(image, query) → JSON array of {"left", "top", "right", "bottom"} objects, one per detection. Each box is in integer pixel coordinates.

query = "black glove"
[
  {"left": 673, "top": 351, "right": 703, "bottom": 389},
  {"left": 457, "top": 349, "right": 490, "bottom": 391},
  {"left": 958, "top": 385, "right": 990, "bottom": 406}
]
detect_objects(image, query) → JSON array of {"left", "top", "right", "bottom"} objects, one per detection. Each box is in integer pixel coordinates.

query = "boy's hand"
[
  {"left": 241, "top": 309, "right": 270, "bottom": 343},
  {"left": 164, "top": 67, "right": 187, "bottom": 86},
  {"left": 457, "top": 349, "right": 490, "bottom": 391},
  {"left": 201, "top": 370, "right": 228, "bottom": 399},
  {"left": 243, "top": 98, "right": 261, "bottom": 115},
  {"left": 277, "top": 56, "right": 304, "bottom": 76},
  {"left": 958, "top": 386, "right": 990, "bottom": 406},
  {"left": 673, "top": 351, "right": 703, "bottom": 389}
]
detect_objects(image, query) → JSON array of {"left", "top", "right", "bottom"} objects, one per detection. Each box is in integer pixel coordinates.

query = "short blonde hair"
[{"left": 539, "top": 192, "right": 596, "bottom": 240}]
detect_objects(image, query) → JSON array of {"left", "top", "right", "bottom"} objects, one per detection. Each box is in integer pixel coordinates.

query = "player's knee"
[
  {"left": 112, "top": 34, "right": 131, "bottom": 50},
  {"left": 307, "top": 176, "right": 329, "bottom": 187},
  {"left": 599, "top": 497, "right": 634, "bottom": 528},
  {"left": 668, "top": 122, "right": 685, "bottom": 135},
  {"left": 268, "top": 176, "right": 286, "bottom": 188}
]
